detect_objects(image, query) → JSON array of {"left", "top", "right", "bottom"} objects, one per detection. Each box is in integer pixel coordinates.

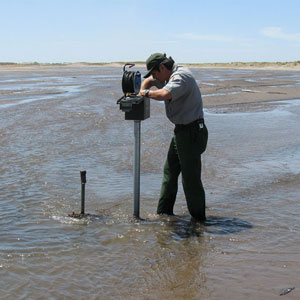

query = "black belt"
[{"left": 175, "top": 118, "right": 204, "bottom": 129}]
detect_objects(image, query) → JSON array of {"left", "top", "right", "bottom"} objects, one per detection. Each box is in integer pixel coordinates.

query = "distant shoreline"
[{"left": 1, "top": 61, "right": 300, "bottom": 71}]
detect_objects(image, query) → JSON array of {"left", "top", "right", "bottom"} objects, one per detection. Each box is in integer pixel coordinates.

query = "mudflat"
[
  {"left": 198, "top": 68, "right": 300, "bottom": 108},
  {"left": 1, "top": 63, "right": 299, "bottom": 110}
]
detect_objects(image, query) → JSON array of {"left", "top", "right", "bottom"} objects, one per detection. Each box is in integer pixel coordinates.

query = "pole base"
[{"left": 68, "top": 211, "right": 90, "bottom": 219}]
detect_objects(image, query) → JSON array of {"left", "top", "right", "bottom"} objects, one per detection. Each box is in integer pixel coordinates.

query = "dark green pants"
[{"left": 157, "top": 123, "right": 208, "bottom": 220}]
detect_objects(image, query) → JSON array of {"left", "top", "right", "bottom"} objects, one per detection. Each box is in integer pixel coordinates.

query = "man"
[{"left": 139, "top": 53, "right": 208, "bottom": 221}]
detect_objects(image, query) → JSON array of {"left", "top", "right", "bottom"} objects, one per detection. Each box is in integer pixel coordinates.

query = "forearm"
[
  {"left": 139, "top": 78, "right": 172, "bottom": 101},
  {"left": 144, "top": 88, "right": 172, "bottom": 101},
  {"left": 141, "top": 77, "right": 154, "bottom": 89}
]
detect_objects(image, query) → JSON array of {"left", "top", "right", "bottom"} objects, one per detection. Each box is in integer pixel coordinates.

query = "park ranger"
[{"left": 139, "top": 53, "right": 208, "bottom": 221}]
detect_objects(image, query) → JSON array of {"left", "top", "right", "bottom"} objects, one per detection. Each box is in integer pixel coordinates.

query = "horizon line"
[{"left": 1, "top": 60, "right": 300, "bottom": 66}]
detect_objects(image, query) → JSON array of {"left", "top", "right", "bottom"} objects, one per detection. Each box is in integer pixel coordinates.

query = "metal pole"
[
  {"left": 133, "top": 120, "right": 141, "bottom": 218},
  {"left": 80, "top": 170, "right": 86, "bottom": 215}
]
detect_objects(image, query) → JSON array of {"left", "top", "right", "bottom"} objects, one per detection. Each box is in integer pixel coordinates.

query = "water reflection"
[
  {"left": 204, "top": 216, "right": 253, "bottom": 235},
  {"left": 162, "top": 215, "right": 253, "bottom": 239}
]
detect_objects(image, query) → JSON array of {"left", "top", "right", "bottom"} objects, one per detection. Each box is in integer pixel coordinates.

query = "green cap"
[{"left": 144, "top": 53, "right": 167, "bottom": 78}]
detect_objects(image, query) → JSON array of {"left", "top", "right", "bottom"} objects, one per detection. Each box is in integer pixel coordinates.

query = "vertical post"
[
  {"left": 133, "top": 120, "right": 141, "bottom": 218},
  {"left": 80, "top": 170, "right": 86, "bottom": 215}
]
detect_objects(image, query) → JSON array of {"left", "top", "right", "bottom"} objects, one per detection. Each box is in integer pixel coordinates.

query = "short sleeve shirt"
[{"left": 153, "top": 65, "right": 204, "bottom": 125}]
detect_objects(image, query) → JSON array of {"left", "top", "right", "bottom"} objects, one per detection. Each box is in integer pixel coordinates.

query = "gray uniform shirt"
[{"left": 153, "top": 64, "right": 204, "bottom": 125}]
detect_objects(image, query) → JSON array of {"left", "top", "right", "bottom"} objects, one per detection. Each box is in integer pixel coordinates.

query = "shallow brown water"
[{"left": 0, "top": 67, "right": 300, "bottom": 299}]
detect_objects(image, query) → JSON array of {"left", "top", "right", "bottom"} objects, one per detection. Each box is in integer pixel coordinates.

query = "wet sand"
[
  {"left": 1, "top": 64, "right": 300, "bottom": 109},
  {"left": 199, "top": 69, "right": 300, "bottom": 108}
]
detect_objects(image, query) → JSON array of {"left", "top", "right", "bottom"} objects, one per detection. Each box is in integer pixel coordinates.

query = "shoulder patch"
[{"left": 171, "top": 75, "right": 180, "bottom": 81}]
